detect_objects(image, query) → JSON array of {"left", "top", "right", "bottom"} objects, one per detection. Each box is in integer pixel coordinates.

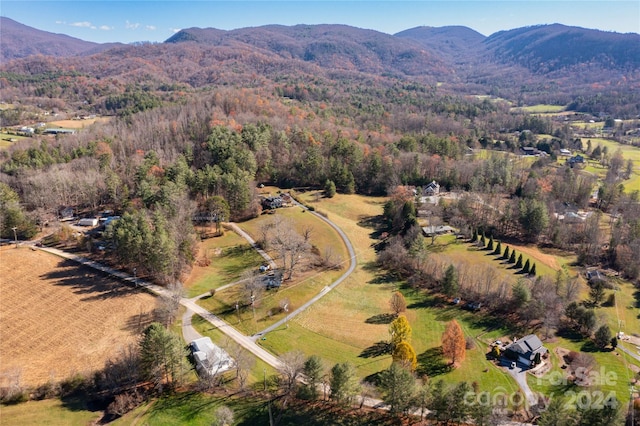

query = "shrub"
[
  {"left": 106, "top": 391, "right": 144, "bottom": 418},
  {"left": 465, "top": 337, "right": 476, "bottom": 350}
]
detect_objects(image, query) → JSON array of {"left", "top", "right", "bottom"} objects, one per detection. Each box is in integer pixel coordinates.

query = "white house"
[{"left": 190, "top": 337, "right": 234, "bottom": 377}]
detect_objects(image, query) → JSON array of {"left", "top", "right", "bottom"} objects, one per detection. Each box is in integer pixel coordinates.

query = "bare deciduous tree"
[{"left": 277, "top": 350, "right": 305, "bottom": 395}]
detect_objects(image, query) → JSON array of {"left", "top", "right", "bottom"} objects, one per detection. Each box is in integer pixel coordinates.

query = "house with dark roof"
[
  {"left": 503, "top": 334, "right": 547, "bottom": 368},
  {"left": 424, "top": 181, "right": 440, "bottom": 195}
]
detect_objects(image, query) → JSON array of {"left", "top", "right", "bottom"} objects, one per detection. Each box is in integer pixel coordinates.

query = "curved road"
[{"left": 251, "top": 202, "right": 357, "bottom": 339}]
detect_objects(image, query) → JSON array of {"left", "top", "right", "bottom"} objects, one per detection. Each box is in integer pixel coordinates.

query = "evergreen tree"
[
  {"left": 329, "top": 362, "right": 360, "bottom": 405},
  {"left": 487, "top": 235, "right": 494, "bottom": 251},
  {"left": 530, "top": 263, "right": 537, "bottom": 276},
  {"left": 379, "top": 362, "right": 416, "bottom": 414},
  {"left": 301, "top": 355, "right": 325, "bottom": 400},
  {"left": 493, "top": 241, "right": 502, "bottom": 255},
  {"left": 515, "top": 254, "right": 523, "bottom": 268},
  {"left": 470, "top": 228, "right": 478, "bottom": 243},
  {"left": 139, "top": 322, "right": 188, "bottom": 391},
  {"left": 594, "top": 325, "right": 612, "bottom": 349},
  {"left": 324, "top": 179, "right": 336, "bottom": 198},
  {"left": 522, "top": 259, "right": 530, "bottom": 274},
  {"left": 503, "top": 245, "right": 510, "bottom": 260},
  {"left": 480, "top": 234, "right": 486, "bottom": 246},
  {"left": 509, "top": 250, "right": 516, "bottom": 263},
  {"left": 442, "top": 264, "right": 459, "bottom": 297}
]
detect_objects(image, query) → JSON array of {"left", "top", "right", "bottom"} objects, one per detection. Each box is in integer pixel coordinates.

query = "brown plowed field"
[{"left": 0, "top": 247, "right": 157, "bottom": 388}]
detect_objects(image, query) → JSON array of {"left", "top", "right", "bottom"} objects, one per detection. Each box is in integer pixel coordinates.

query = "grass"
[
  {"left": 252, "top": 191, "right": 522, "bottom": 394},
  {"left": 184, "top": 230, "right": 263, "bottom": 298},
  {"left": 515, "top": 104, "right": 566, "bottom": 113},
  {"left": 191, "top": 314, "right": 277, "bottom": 385},
  {"left": 194, "top": 203, "right": 349, "bottom": 335},
  {"left": 581, "top": 137, "right": 640, "bottom": 192},
  {"left": 112, "top": 392, "right": 270, "bottom": 426},
  {"left": 527, "top": 337, "right": 636, "bottom": 407},
  {"left": 0, "top": 397, "right": 102, "bottom": 425}
]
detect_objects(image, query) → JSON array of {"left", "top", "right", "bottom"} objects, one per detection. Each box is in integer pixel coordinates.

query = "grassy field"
[
  {"left": 0, "top": 132, "right": 29, "bottom": 149},
  {"left": 250, "top": 191, "right": 522, "bottom": 394},
  {"left": 184, "top": 230, "right": 263, "bottom": 298},
  {"left": 515, "top": 105, "right": 566, "bottom": 113},
  {"left": 581, "top": 137, "right": 640, "bottom": 192},
  {"left": 0, "top": 397, "right": 102, "bottom": 425},
  {"left": 194, "top": 204, "right": 349, "bottom": 335}
]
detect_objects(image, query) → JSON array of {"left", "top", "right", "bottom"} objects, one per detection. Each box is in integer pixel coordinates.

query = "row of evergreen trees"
[{"left": 470, "top": 229, "right": 537, "bottom": 276}]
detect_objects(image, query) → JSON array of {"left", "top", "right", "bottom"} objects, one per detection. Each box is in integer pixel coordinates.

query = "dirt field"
[{"left": 0, "top": 247, "right": 157, "bottom": 388}]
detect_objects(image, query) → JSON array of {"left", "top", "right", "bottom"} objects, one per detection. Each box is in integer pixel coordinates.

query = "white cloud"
[
  {"left": 99, "top": 25, "right": 113, "bottom": 31},
  {"left": 125, "top": 20, "right": 140, "bottom": 30},
  {"left": 145, "top": 25, "right": 156, "bottom": 31},
  {"left": 70, "top": 21, "right": 93, "bottom": 28},
  {"left": 170, "top": 27, "right": 182, "bottom": 33},
  {"left": 55, "top": 20, "right": 66, "bottom": 25}
]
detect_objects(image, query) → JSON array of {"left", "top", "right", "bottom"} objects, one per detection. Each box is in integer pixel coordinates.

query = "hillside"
[
  {"left": 0, "top": 17, "right": 110, "bottom": 61},
  {"left": 394, "top": 25, "right": 486, "bottom": 62},
  {"left": 484, "top": 23, "right": 640, "bottom": 72},
  {"left": 166, "top": 24, "right": 449, "bottom": 78}
]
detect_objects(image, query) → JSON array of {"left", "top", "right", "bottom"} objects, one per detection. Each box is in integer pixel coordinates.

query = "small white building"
[
  {"left": 190, "top": 337, "right": 234, "bottom": 377},
  {"left": 77, "top": 218, "right": 98, "bottom": 227}
]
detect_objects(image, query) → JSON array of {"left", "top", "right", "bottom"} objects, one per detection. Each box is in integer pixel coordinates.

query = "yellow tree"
[
  {"left": 389, "top": 315, "right": 412, "bottom": 349},
  {"left": 441, "top": 320, "right": 466, "bottom": 366},
  {"left": 392, "top": 340, "right": 417, "bottom": 371}
]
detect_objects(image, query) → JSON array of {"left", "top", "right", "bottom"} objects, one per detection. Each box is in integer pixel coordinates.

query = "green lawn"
[
  {"left": 112, "top": 392, "right": 270, "bottom": 426},
  {"left": 581, "top": 137, "right": 640, "bottom": 192},
  {"left": 184, "top": 231, "right": 263, "bottom": 298},
  {"left": 0, "top": 397, "right": 101, "bottom": 425},
  {"left": 527, "top": 337, "right": 637, "bottom": 407}
]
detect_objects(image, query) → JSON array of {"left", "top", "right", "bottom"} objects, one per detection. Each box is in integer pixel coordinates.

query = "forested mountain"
[
  {"left": 166, "top": 24, "right": 449, "bottom": 78},
  {"left": 0, "top": 17, "right": 120, "bottom": 61},
  {"left": 484, "top": 24, "right": 640, "bottom": 72},
  {"left": 394, "top": 26, "right": 485, "bottom": 62}
]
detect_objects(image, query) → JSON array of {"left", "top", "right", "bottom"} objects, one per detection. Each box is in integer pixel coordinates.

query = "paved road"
[
  {"left": 251, "top": 205, "right": 357, "bottom": 338},
  {"left": 226, "top": 223, "right": 277, "bottom": 270}
]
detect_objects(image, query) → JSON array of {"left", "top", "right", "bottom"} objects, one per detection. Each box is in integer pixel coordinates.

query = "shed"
[{"left": 77, "top": 218, "right": 98, "bottom": 227}]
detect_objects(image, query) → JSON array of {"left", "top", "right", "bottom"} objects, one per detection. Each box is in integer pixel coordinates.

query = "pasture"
[{"left": 0, "top": 246, "right": 157, "bottom": 388}]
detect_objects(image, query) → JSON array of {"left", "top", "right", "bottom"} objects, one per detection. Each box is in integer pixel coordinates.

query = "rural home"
[
  {"left": 503, "top": 334, "right": 547, "bottom": 368},
  {"left": 422, "top": 225, "right": 456, "bottom": 237},
  {"left": 263, "top": 269, "right": 283, "bottom": 289},
  {"left": 261, "top": 195, "right": 283, "bottom": 210},
  {"left": 559, "top": 148, "right": 572, "bottom": 156},
  {"left": 189, "top": 337, "right": 234, "bottom": 377},
  {"left": 424, "top": 180, "right": 440, "bottom": 195},
  {"left": 567, "top": 155, "right": 585, "bottom": 167}
]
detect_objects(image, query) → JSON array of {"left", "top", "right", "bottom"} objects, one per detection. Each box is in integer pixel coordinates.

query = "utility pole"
[{"left": 11, "top": 227, "right": 17, "bottom": 248}]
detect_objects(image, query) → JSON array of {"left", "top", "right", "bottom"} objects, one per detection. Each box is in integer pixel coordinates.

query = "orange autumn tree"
[{"left": 441, "top": 320, "right": 466, "bottom": 366}]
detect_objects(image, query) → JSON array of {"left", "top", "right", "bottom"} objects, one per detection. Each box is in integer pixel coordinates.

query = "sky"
[{"left": 2, "top": 1, "right": 639, "bottom": 44}]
